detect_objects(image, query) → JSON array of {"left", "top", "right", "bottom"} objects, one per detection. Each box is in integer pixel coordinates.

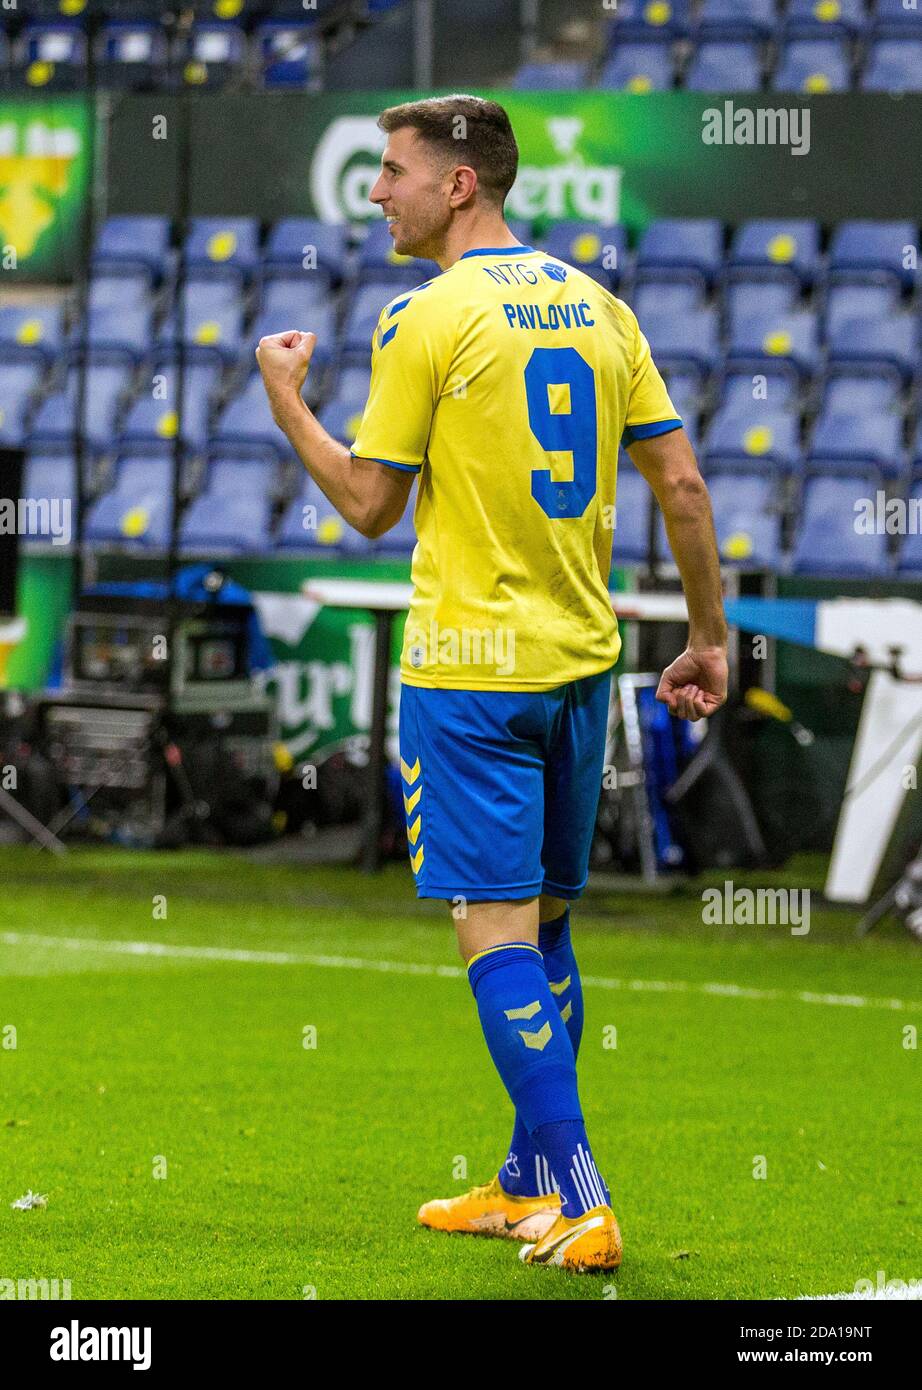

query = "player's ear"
[{"left": 449, "top": 165, "right": 478, "bottom": 208}]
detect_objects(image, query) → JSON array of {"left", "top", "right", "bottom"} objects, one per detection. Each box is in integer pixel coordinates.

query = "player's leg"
[{"left": 516, "top": 668, "right": 621, "bottom": 1269}]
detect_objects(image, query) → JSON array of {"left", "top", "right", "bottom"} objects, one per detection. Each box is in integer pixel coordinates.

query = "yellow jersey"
[{"left": 351, "top": 243, "right": 680, "bottom": 690}]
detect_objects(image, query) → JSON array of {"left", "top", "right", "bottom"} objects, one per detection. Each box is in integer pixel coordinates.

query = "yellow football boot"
[
  {"left": 418, "top": 1176, "right": 559, "bottom": 1241},
  {"left": 518, "top": 1203, "right": 623, "bottom": 1272}
]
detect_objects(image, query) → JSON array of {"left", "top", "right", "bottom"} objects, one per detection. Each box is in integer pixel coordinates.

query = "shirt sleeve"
[
  {"left": 622, "top": 311, "right": 683, "bottom": 448},
  {"left": 351, "top": 286, "right": 449, "bottom": 474}
]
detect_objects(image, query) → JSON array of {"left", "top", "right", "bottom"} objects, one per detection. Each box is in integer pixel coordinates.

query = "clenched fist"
[
  {"left": 656, "top": 645, "right": 728, "bottom": 722},
  {"left": 255, "top": 329, "right": 317, "bottom": 419}
]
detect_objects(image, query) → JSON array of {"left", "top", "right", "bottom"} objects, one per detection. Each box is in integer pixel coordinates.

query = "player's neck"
[{"left": 435, "top": 216, "right": 524, "bottom": 271}]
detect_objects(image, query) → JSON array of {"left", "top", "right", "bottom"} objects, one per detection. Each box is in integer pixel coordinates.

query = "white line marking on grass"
[{"left": 2, "top": 931, "right": 920, "bottom": 1014}]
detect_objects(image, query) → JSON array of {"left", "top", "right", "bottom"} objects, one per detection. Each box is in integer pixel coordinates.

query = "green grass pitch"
[{"left": 0, "top": 846, "right": 918, "bottom": 1301}]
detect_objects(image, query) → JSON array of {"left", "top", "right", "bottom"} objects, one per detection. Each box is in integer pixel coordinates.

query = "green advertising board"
[{"left": 0, "top": 97, "right": 93, "bottom": 279}]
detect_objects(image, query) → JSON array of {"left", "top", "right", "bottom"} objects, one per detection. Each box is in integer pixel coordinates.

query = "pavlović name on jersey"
[{"left": 501, "top": 301, "right": 596, "bottom": 331}]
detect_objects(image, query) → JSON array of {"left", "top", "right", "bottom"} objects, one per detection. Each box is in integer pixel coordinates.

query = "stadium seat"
[
  {"left": 896, "top": 477, "right": 922, "bottom": 572},
  {"left": 326, "top": 366, "right": 371, "bottom": 413},
  {"left": 685, "top": 41, "right": 762, "bottom": 91},
  {"left": 717, "top": 370, "right": 799, "bottom": 413},
  {"left": 823, "top": 282, "right": 899, "bottom": 335},
  {"left": 263, "top": 218, "right": 349, "bottom": 288},
  {"left": 826, "top": 314, "right": 916, "bottom": 383},
  {"left": 0, "top": 304, "right": 64, "bottom": 367},
  {"left": 605, "top": 0, "right": 692, "bottom": 42},
  {"left": 210, "top": 375, "right": 297, "bottom": 460},
  {"left": 790, "top": 470, "right": 891, "bottom": 575},
  {"left": 704, "top": 407, "right": 801, "bottom": 471},
  {"left": 276, "top": 475, "right": 373, "bottom": 555},
  {"left": 357, "top": 220, "right": 440, "bottom": 286},
  {"left": 12, "top": 22, "right": 87, "bottom": 91},
  {"left": 631, "top": 281, "right": 705, "bottom": 321},
  {"left": 92, "top": 215, "right": 170, "bottom": 282},
  {"left": 160, "top": 280, "right": 245, "bottom": 362},
  {"left": 724, "top": 280, "right": 798, "bottom": 331},
  {"left": 0, "top": 363, "right": 45, "bottom": 446},
  {"left": 94, "top": 21, "right": 169, "bottom": 90},
  {"left": 726, "top": 312, "right": 820, "bottom": 382},
  {"left": 317, "top": 400, "right": 366, "bottom": 447},
  {"left": 21, "top": 453, "right": 78, "bottom": 544},
  {"left": 599, "top": 43, "right": 675, "bottom": 91},
  {"left": 726, "top": 219, "right": 820, "bottom": 288},
  {"left": 782, "top": 0, "right": 866, "bottom": 37},
  {"left": 28, "top": 362, "right": 133, "bottom": 453},
  {"left": 538, "top": 223, "right": 628, "bottom": 289},
  {"left": 83, "top": 454, "right": 175, "bottom": 549},
  {"left": 818, "top": 371, "right": 901, "bottom": 417},
  {"left": 809, "top": 411, "right": 906, "bottom": 477},
  {"left": 118, "top": 361, "right": 219, "bottom": 453},
  {"left": 660, "top": 368, "right": 701, "bottom": 420},
  {"left": 862, "top": 40, "right": 922, "bottom": 91},
  {"left": 511, "top": 61, "right": 590, "bottom": 90},
  {"left": 611, "top": 456, "right": 654, "bottom": 565},
  {"left": 697, "top": 466, "right": 783, "bottom": 567},
  {"left": 773, "top": 38, "right": 850, "bottom": 91},
  {"left": 871, "top": 0, "right": 922, "bottom": 37},
  {"left": 639, "top": 308, "right": 720, "bottom": 375},
  {"left": 827, "top": 220, "right": 920, "bottom": 288},
  {"left": 256, "top": 21, "right": 320, "bottom": 89},
  {"left": 70, "top": 305, "right": 153, "bottom": 363},
  {"left": 697, "top": 0, "right": 777, "bottom": 40},
  {"left": 375, "top": 481, "right": 418, "bottom": 556},
  {"left": 87, "top": 271, "right": 152, "bottom": 314},
  {"left": 183, "top": 217, "right": 260, "bottom": 283},
  {"left": 179, "top": 23, "right": 248, "bottom": 89},
  {"left": 635, "top": 219, "right": 724, "bottom": 288}
]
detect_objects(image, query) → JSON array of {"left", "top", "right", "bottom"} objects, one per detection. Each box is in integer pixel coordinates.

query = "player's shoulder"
[
  {"left": 375, "top": 272, "right": 454, "bottom": 339},
  {"left": 537, "top": 254, "right": 640, "bottom": 327}
]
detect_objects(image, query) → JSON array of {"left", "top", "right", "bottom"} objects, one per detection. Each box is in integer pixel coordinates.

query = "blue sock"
[
  {"left": 499, "top": 910, "right": 585, "bottom": 1198},
  {"left": 468, "top": 941, "right": 608, "bottom": 1217}
]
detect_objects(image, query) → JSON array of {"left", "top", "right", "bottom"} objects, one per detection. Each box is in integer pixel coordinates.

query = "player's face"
[{"left": 369, "top": 129, "right": 453, "bottom": 260}]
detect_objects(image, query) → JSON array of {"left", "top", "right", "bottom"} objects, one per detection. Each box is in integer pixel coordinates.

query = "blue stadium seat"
[
  {"left": 773, "top": 38, "right": 850, "bottom": 91},
  {"left": 819, "top": 371, "right": 901, "bottom": 416},
  {"left": 727, "top": 219, "right": 820, "bottom": 288},
  {"left": 824, "top": 283, "right": 899, "bottom": 335},
  {"left": 640, "top": 308, "right": 720, "bottom": 374},
  {"left": 179, "top": 23, "right": 247, "bottom": 88},
  {"left": 256, "top": 21, "right": 320, "bottom": 89},
  {"left": 791, "top": 471, "right": 891, "bottom": 575},
  {"left": 538, "top": 223, "right": 627, "bottom": 289},
  {"left": 119, "top": 361, "right": 219, "bottom": 453},
  {"left": 0, "top": 304, "right": 64, "bottom": 367},
  {"left": 0, "top": 363, "right": 45, "bottom": 446},
  {"left": 636, "top": 219, "right": 724, "bottom": 288},
  {"left": 697, "top": 467, "right": 783, "bottom": 567},
  {"left": 276, "top": 475, "right": 373, "bottom": 555},
  {"left": 357, "top": 221, "right": 440, "bottom": 286},
  {"left": 685, "top": 41, "right": 762, "bottom": 90},
  {"left": 727, "top": 312, "right": 820, "bottom": 382},
  {"left": 631, "top": 282, "right": 705, "bottom": 321},
  {"left": 660, "top": 368, "right": 700, "bottom": 420},
  {"left": 612, "top": 457, "right": 654, "bottom": 565},
  {"left": 263, "top": 219, "right": 349, "bottom": 287},
  {"left": 872, "top": 0, "right": 922, "bottom": 36},
  {"left": 724, "top": 280, "right": 798, "bottom": 331},
  {"left": 92, "top": 215, "right": 170, "bottom": 282},
  {"left": 896, "top": 477, "right": 922, "bottom": 572},
  {"left": 605, "top": 0, "right": 692, "bottom": 42},
  {"left": 87, "top": 271, "right": 152, "bottom": 313},
  {"left": 71, "top": 305, "right": 152, "bottom": 363},
  {"left": 21, "top": 453, "right": 77, "bottom": 544},
  {"left": 210, "top": 376, "right": 293, "bottom": 460},
  {"left": 704, "top": 407, "right": 801, "bottom": 471},
  {"left": 827, "top": 220, "right": 919, "bottom": 288},
  {"left": 28, "top": 362, "right": 132, "bottom": 453},
  {"left": 94, "top": 21, "right": 169, "bottom": 89},
  {"left": 512, "top": 61, "right": 590, "bottom": 90},
  {"left": 782, "top": 0, "right": 866, "bottom": 37},
  {"left": 183, "top": 217, "right": 260, "bottom": 283},
  {"left": 599, "top": 43, "right": 675, "bottom": 90},
  {"left": 84, "top": 454, "right": 175, "bottom": 549},
  {"left": 375, "top": 481, "right": 418, "bottom": 556},
  {"left": 317, "top": 399, "right": 366, "bottom": 447},
  {"left": 826, "top": 314, "right": 916, "bottom": 383},
  {"left": 717, "top": 371, "right": 799, "bottom": 413},
  {"left": 697, "top": 0, "right": 776, "bottom": 40},
  {"left": 180, "top": 490, "right": 273, "bottom": 554},
  {"left": 326, "top": 366, "right": 371, "bottom": 412},
  {"left": 862, "top": 40, "right": 922, "bottom": 91},
  {"left": 12, "top": 22, "right": 87, "bottom": 90},
  {"left": 809, "top": 411, "right": 906, "bottom": 477},
  {"left": 160, "top": 280, "right": 244, "bottom": 362}
]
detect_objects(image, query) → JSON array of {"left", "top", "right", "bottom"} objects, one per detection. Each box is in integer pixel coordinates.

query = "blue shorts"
[{"left": 397, "top": 668, "right": 613, "bottom": 902}]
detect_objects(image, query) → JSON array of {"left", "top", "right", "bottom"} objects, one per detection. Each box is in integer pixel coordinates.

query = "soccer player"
[{"left": 256, "top": 95, "right": 728, "bottom": 1273}]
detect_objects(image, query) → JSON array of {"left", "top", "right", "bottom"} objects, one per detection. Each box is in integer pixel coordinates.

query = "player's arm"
[
  {"left": 627, "top": 426, "right": 728, "bottom": 720},
  {"left": 256, "top": 330, "right": 414, "bottom": 539}
]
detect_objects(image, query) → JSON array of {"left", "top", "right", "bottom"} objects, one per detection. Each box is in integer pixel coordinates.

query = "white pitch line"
[{"left": 1, "top": 930, "right": 920, "bottom": 1014}]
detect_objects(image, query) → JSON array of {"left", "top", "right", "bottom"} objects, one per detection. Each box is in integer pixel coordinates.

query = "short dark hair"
[{"left": 378, "top": 94, "right": 519, "bottom": 206}]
